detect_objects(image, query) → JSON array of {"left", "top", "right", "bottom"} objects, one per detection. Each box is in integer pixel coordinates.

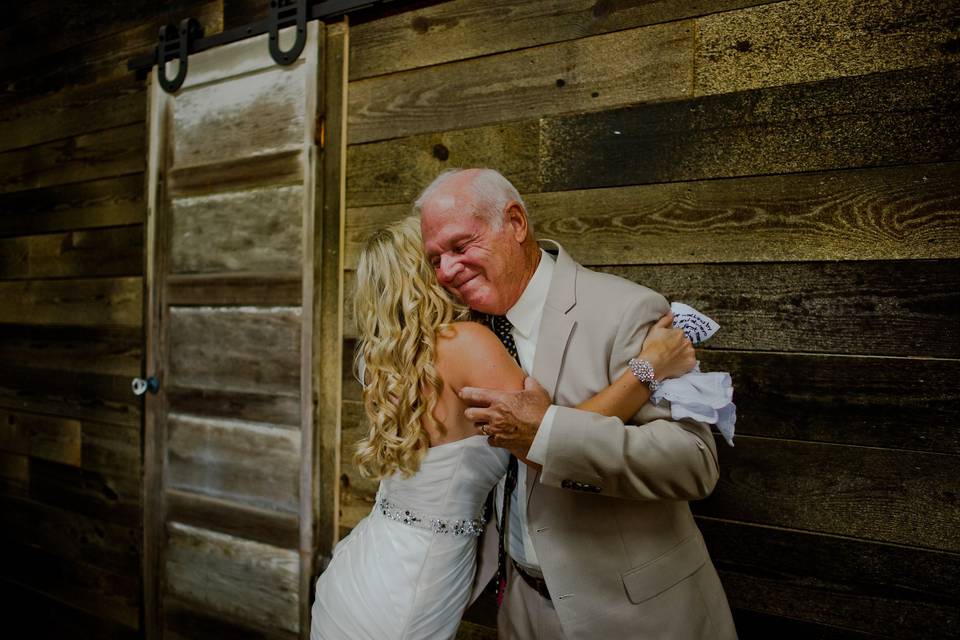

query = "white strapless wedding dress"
[{"left": 310, "top": 435, "right": 509, "bottom": 640}]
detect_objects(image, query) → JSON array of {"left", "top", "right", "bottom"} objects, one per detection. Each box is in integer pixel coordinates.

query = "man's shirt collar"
[{"left": 506, "top": 249, "right": 554, "bottom": 338}]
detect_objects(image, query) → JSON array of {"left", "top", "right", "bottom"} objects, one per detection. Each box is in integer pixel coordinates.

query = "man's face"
[{"left": 421, "top": 193, "right": 527, "bottom": 315}]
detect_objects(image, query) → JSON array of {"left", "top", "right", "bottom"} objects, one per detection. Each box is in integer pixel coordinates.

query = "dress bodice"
[{"left": 377, "top": 435, "right": 509, "bottom": 528}]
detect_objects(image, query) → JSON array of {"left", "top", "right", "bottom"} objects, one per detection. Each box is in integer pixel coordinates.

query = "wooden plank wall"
[
  {"left": 342, "top": 1, "right": 960, "bottom": 638},
  {"left": 2, "top": 1, "right": 958, "bottom": 638},
  {"left": 0, "top": 2, "right": 223, "bottom": 638}
]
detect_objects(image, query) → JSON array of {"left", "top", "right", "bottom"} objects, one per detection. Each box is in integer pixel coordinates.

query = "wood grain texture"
[
  {"left": 0, "top": 277, "right": 142, "bottom": 327},
  {"left": 699, "top": 517, "right": 960, "bottom": 638},
  {"left": 0, "top": 409, "right": 81, "bottom": 466},
  {"left": 171, "top": 65, "right": 308, "bottom": 169},
  {"left": 1, "top": 494, "right": 140, "bottom": 576},
  {"left": 164, "top": 272, "right": 302, "bottom": 305},
  {"left": 167, "top": 387, "right": 302, "bottom": 429},
  {"left": 170, "top": 186, "right": 303, "bottom": 274},
  {"left": 0, "top": 174, "right": 144, "bottom": 238},
  {"left": 602, "top": 259, "right": 960, "bottom": 358},
  {"left": 164, "top": 596, "right": 298, "bottom": 640},
  {"left": 0, "top": 451, "right": 29, "bottom": 497},
  {"left": 695, "top": 0, "right": 960, "bottom": 96},
  {"left": 731, "top": 608, "right": 888, "bottom": 639},
  {"left": 0, "top": 225, "right": 143, "bottom": 279},
  {"left": 0, "top": 75, "right": 144, "bottom": 153},
  {"left": 699, "top": 350, "right": 960, "bottom": 455},
  {"left": 0, "top": 372, "right": 140, "bottom": 429},
  {"left": 166, "top": 488, "right": 299, "bottom": 550},
  {"left": 695, "top": 436, "right": 960, "bottom": 552},
  {"left": 0, "top": 578, "right": 141, "bottom": 640},
  {"left": 349, "top": 0, "right": 775, "bottom": 80},
  {"left": 164, "top": 522, "right": 300, "bottom": 635},
  {"left": 0, "top": 539, "right": 140, "bottom": 629},
  {"left": 312, "top": 20, "right": 349, "bottom": 579},
  {"left": 0, "top": 1, "right": 221, "bottom": 102},
  {"left": 344, "top": 162, "right": 960, "bottom": 269},
  {"left": 167, "top": 306, "right": 301, "bottom": 396},
  {"left": 0, "top": 124, "right": 145, "bottom": 196},
  {"left": 167, "top": 150, "right": 305, "bottom": 198},
  {"left": 346, "top": 120, "right": 540, "bottom": 206},
  {"left": 540, "top": 62, "right": 960, "bottom": 190},
  {"left": 348, "top": 20, "right": 694, "bottom": 144},
  {"left": 338, "top": 399, "right": 379, "bottom": 533},
  {"left": 0, "top": 324, "right": 141, "bottom": 377},
  {"left": 167, "top": 414, "right": 301, "bottom": 513}
]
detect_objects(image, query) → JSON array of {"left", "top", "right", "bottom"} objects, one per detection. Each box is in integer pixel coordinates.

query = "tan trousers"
[{"left": 497, "top": 563, "right": 568, "bottom": 639}]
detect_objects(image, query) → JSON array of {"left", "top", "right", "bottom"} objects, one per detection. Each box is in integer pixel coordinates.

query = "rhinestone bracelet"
[
  {"left": 628, "top": 357, "right": 661, "bottom": 393},
  {"left": 377, "top": 496, "right": 485, "bottom": 537}
]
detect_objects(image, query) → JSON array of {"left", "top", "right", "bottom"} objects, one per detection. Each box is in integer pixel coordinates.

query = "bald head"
[{"left": 417, "top": 168, "right": 540, "bottom": 315}]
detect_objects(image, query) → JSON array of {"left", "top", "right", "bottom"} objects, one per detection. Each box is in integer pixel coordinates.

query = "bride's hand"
[{"left": 638, "top": 312, "right": 696, "bottom": 381}]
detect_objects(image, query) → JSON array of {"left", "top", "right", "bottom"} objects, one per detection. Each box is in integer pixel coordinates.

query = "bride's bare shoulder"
[
  {"left": 436, "top": 321, "right": 500, "bottom": 357},
  {"left": 436, "top": 321, "right": 523, "bottom": 392}
]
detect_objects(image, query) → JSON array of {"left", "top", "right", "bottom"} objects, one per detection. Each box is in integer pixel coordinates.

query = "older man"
[{"left": 417, "top": 168, "right": 736, "bottom": 639}]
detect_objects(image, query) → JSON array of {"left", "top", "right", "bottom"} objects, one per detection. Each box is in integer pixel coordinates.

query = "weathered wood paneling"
[
  {"left": 0, "top": 124, "right": 145, "bottom": 196},
  {"left": 166, "top": 489, "right": 299, "bottom": 550},
  {"left": 0, "top": 540, "right": 140, "bottom": 629},
  {"left": 167, "top": 306, "right": 301, "bottom": 396},
  {"left": 696, "top": 436, "right": 960, "bottom": 552},
  {"left": 347, "top": 120, "right": 540, "bottom": 207},
  {"left": 699, "top": 517, "right": 960, "bottom": 639},
  {"left": 0, "top": 174, "right": 144, "bottom": 238},
  {"left": 0, "top": 451, "right": 29, "bottom": 497},
  {"left": 1, "top": 494, "right": 140, "bottom": 576},
  {"left": 699, "top": 350, "right": 960, "bottom": 455},
  {"left": 349, "top": 0, "right": 775, "bottom": 80},
  {"left": 0, "top": 1, "right": 222, "bottom": 102},
  {"left": 604, "top": 259, "right": 960, "bottom": 358},
  {"left": 0, "top": 325, "right": 140, "bottom": 377},
  {"left": 165, "top": 597, "right": 298, "bottom": 640},
  {"left": 167, "top": 414, "right": 301, "bottom": 513},
  {"left": 165, "top": 272, "right": 302, "bottom": 306},
  {"left": 540, "top": 62, "right": 960, "bottom": 190},
  {"left": 168, "top": 150, "right": 305, "bottom": 198},
  {"left": 0, "top": 75, "right": 145, "bottom": 153},
  {"left": 167, "top": 387, "right": 302, "bottom": 430},
  {"left": 170, "top": 186, "right": 303, "bottom": 274},
  {"left": 0, "top": 225, "right": 143, "bottom": 279},
  {"left": 344, "top": 162, "right": 960, "bottom": 269},
  {"left": 0, "top": 409, "right": 81, "bottom": 466},
  {"left": 348, "top": 20, "right": 694, "bottom": 143},
  {"left": 164, "top": 522, "right": 300, "bottom": 634},
  {"left": 695, "top": 0, "right": 960, "bottom": 96},
  {"left": 172, "top": 65, "right": 308, "bottom": 169},
  {"left": 338, "top": 399, "right": 378, "bottom": 533},
  {"left": 0, "top": 579, "right": 140, "bottom": 640},
  {"left": 0, "top": 277, "right": 142, "bottom": 327}
]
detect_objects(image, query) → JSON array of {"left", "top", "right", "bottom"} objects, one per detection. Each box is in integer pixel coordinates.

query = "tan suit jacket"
[{"left": 473, "top": 242, "right": 736, "bottom": 639}]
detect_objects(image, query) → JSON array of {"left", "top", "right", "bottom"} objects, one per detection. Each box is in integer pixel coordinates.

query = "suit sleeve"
[{"left": 539, "top": 291, "right": 720, "bottom": 502}]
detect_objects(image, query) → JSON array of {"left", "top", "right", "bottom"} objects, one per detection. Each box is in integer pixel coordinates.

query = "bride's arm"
[{"left": 576, "top": 312, "right": 695, "bottom": 422}]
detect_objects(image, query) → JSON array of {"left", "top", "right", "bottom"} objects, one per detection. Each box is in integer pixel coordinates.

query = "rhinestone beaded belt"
[{"left": 376, "top": 496, "right": 485, "bottom": 537}]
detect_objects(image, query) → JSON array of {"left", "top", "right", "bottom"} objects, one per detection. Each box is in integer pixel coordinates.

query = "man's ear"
[{"left": 505, "top": 202, "right": 528, "bottom": 242}]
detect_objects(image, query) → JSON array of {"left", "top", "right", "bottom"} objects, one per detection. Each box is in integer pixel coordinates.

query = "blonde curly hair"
[{"left": 353, "top": 217, "right": 468, "bottom": 478}]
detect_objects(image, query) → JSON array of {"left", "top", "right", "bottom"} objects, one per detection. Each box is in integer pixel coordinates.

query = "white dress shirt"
[{"left": 495, "top": 249, "right": 558, "bottom": 571}]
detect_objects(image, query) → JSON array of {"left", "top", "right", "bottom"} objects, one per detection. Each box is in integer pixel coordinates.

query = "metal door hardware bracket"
[
  {"left": 157, "top": 17, "right": 205, "bottom": 93},
  {"left": 269, "top": 0, "right": 308, "bottom": 65}
]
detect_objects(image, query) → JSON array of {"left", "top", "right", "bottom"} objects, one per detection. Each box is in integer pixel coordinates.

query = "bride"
[{"left": 309, "top": 217, "right": 695, "bottom": 640}]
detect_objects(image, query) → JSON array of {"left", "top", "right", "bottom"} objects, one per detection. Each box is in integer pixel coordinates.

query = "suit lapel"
[{"left": 528, "top": 241, "right": 577, "bottom": 500}]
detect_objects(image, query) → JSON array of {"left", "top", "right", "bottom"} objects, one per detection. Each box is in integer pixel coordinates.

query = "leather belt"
[{"left": 512, "top": 560, "right": 551, "bottom": 601}]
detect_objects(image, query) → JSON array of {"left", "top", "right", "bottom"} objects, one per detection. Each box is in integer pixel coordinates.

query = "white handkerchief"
[{"left": 650, "top": 303, "right": 737, "bottom": 446}]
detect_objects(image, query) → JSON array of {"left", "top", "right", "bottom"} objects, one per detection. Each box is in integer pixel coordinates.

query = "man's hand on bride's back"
[
  {"left": 460, "top": 377, "right": 550, "bottom": 457},
  {"left": 639, "top": 312, "right": 696, "bottom": 380}
]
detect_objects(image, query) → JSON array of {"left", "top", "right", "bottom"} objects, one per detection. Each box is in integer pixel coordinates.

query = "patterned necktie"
[{"left": 488, "top": 314, "right": 520, "bottom": 606}]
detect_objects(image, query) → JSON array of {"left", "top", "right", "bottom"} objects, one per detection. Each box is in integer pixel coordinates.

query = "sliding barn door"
[{"left": 144, "top": 21, "right": 346, "bottom": 639}]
